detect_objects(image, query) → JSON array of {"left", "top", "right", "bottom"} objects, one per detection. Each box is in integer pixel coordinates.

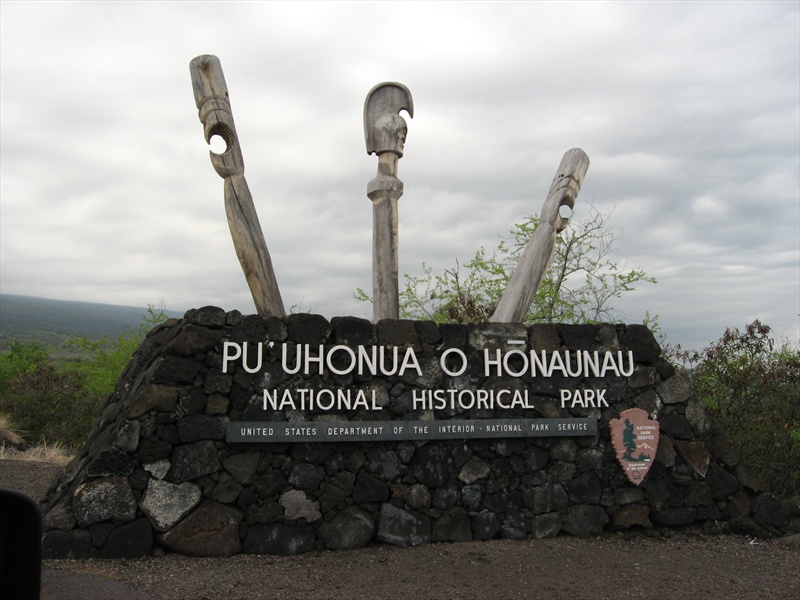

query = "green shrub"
[
  {"left": 0, "top": 364, "right": 101, "bottom": 450},
  {"left": 675, "top": 321, "right": 800, "bottom": 498},
  {"left": 0, "top": 304, "right": 169, "bottom": 450},
  {"left": 0, "top": 340, "right": 51, "bottom": 390},
  {"left": 67, "top": 303, "right": 168, "bottom": 398}
]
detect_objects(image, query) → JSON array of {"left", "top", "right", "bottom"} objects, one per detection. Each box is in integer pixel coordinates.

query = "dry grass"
[
  {"left": 0, "top": 442, "right": 74, "bottom": 465},
  {"left": 0, "top": 413, "right": 74, "bottom": 465}
]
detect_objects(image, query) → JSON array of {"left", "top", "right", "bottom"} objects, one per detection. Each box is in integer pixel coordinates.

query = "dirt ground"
[{"left": 2, "top": 458, "right": 798, "bottom": 600}]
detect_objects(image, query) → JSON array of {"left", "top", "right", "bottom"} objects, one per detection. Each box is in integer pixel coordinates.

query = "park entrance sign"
[
  {"left": 222, "top": 337, "right": 633, "bottom": 443},
  {"left": 39, "top": 309, "right": 777, "bottom": 558},
  {"left": 37, "top": 57, "right": 782, "bottom": 559}
]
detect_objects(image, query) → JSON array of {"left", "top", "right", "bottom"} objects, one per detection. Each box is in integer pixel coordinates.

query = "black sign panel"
[{"left": 227, "top": 418, "right": 597, "bottom": 443}]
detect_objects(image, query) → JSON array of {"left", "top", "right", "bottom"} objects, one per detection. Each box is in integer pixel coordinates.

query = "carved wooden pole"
[
  {"left": 491, "top": 148, "right": 590, "bottom": 323},
  {"left": 190, "top": 55, "right": 285, "bottom": 317},
  {"left": 364, "top": 83, "right": 414, "bottom": 322}
]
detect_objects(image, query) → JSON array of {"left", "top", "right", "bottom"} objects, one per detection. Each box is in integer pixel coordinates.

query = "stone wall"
[{"left": 39, "top": 307, "right": 791, "bottom": 558}]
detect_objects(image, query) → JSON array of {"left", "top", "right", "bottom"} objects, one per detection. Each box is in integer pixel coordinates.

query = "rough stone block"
[
  {"left": 568, "top": 472, "right": 601, "bottom": 504},
  {"left": 279, "top": 489, "right": 321, "bottom": 522},
  {"left": 472, "top": 509, "right": 501, "bottom": 540},
  {"left": 73, "top": 477, "right": 136, "bottom": 527},
  {"left": 318, "top": 506, "right": 375, "bottom": 550},
  {"left": 186, "top": 306, "right": 226, "bottom": 328},
  {"left": 651, "top": 507, "right": 697, "bottom": 527},
  {"left": 254, "top": 471, "right": 288, "bottom": 499},
  {"left": 140, "top": 479, "right": 202, "bottom": 531},
  {"left": 391, "top": 483, "right": 430, "bottom": 510},
  {"left": 286, "top": 313, "right": 332, "bottom": 345},
  {"left": 622, "top": 324, "right": 661, "bottom": 363},
  {"left": 557, "top": 324, "right": 597, "bottom": 352},
  {"left": 563, "top": 505, "right": 608, "bottom": 538},
  {"left": 439, "top": 323, "right": 468, "bottom": 350},
  {"left": 169, "top": 440, "right": 221, "bottom": 483},
  {"left": 112, "top": 420, "right": 141, "bottom": 453},
  {"left": 288, "top": 462, "right": 325, "bottom": 492},
  {"left": 409, "top": 444, "right": 454, "bottom": 487},
  {"left": 685, "top": 398, "right": 712, "bottom": 436},
  {"left": 550, "top": 439, "right": 578, "bottom": 462},
  {"left": 86, "top": 447, "right": 136, "bottom": 478},
  {"left": 243, "top": 522, "right": 315, "bottom": 556},
  {"left": 734, "top": 463, "right": 764, "bottom": 493},
  {"left": 753, "top": 493, "right": 790, "bottom": 529},
  {"left": 684, "top": 482, "right": 713, "bottom": 507},
  {"left": 500, "top": 506, "right": 529, "bottom": 540},
  {"left": 706, "top": 463, "right": 741, "bottom": 502},
  {"left": 129, "top": 384, "right": 178, "bottom": 418},
  {"left": 706, "top": 435, "right": 741, "bottom": 467},
  {"left": 41, "top": 529, "right": 92, "bottom": 559},
  {"left": 365, "top": 447, "right": 404, "bottom": 481},
  {"left": 433, "top": 507, "right": 472, "bottom": 542},
  {"left": 656, "top": 375, "right": 691, "bottom": 405},
  {"left": 532, "top": 512, "right": 562, "bottom": 539},
  {"left": 163, "top": 324, "right": 223, "bottom": 356},
  {"left": 675, "top": 440, "right": 710, "bottom": 478},
  {"left": 467, "top": 323, "right": 528, "bottom": 353},
  {"left": 526, "top": 483, "right": 568, "bottom": 515},
  {"left": 612, "top": 504, "right": 652, "bottom": 529},
  {"left": 331, "top": 316, "right": 375, "bottom": 347},
  {"left": 376, "top": 503, "right": 431, "bottom": 547},
  {"left": 414, "top": 320, "right": 441, "bottom": 345},
  {"left": 633, "top": 390, "right": 662, "bottom": 418},
  {"left": 142, "top": 459, "right": 170, "bottom": 481},
  {"left": 177, "top": 414, "right": 227, "bottom": 443},
  {"left": 614, "top": 487, "right": 645, "bottom": 506},
  {"left": 149, "top": 356, "right": 203, "bottom": 385},
  {"left": 223, "top": 452, "right": 259, "bottom": 485},
  {"left": 157, "top": 500, "right": 242, "bottom": 556},
  {"left": 459, "top": 456, "right": 490, "bottom": 484},
  {"left": 100, "top": 518, "right": 153, "bottom": 558},
  {"left": 659, "top": 412, "right": 694, "bottom": 440}
]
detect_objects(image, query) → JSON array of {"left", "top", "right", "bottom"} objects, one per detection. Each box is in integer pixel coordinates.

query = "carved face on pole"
[
  {"left": 374, "top": 113, "right": 408, "bottom": 157},
  {"left": 364, "top": 82, "right": 414, "bottom": 160}
]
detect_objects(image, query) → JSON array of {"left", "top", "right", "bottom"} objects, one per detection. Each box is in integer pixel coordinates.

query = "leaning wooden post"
[
  {"left": 491, "top": 148, "right": 590, "bottom": 323},
  {"left": 364, "top": 83, "right": 414, "bottom": 322},
  {"left": 190, "top": 55, "right": 285, "bottom": 317}
]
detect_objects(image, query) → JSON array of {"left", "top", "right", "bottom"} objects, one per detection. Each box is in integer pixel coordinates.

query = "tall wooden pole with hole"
[
  {"left": 491, "top": 148, "right": 590, "bottom": 323},
  {"left": 190, "top": 55, "right": 285, "bottom": 318}
]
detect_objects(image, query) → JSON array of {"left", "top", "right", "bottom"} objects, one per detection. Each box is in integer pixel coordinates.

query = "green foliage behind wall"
[
  {"left": 675, "top": 321, "right": 800, "bottom": 499},
  {"left": 0, "top": 305, "right": 168, "bottom": 450}
]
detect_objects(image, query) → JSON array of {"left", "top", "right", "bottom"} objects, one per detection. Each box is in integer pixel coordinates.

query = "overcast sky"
[{"left": 1, "top": 1, "right": 798, "bottom": 351}]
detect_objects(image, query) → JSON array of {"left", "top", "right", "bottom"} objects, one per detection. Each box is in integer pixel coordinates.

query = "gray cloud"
[{"left": 1, "top": 1, "right": 797, "bottom": 351}]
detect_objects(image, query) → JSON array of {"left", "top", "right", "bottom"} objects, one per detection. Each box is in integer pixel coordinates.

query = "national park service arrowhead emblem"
[{"left": 610, "top": 408, "right": 659, "bottom": 486}]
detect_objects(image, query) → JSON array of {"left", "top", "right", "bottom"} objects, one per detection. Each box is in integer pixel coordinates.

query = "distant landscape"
[{"left": 0, "top": 294, "right": 184, "bottom": 350}]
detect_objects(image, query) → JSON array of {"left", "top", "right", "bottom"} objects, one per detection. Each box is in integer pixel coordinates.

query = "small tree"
[
  {"left": 67, "top": 303, "right": 168, "bottom": 397},
  {"left": 0, "top": 340, "right": 50, "bottom": 391},
  {"left": 357, "top": 205, "right": 656, "bottom": 325},
  {"left": 621, "top": 418, "right": 637, "bottom": 460}
]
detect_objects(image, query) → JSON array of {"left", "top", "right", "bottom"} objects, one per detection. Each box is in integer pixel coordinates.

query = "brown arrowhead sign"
[{"left": 610, "top": 408, "right": 659, "bottom": 486}]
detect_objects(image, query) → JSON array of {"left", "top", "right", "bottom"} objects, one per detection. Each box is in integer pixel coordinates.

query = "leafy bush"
[
  {"left": 1, "top": 365, "right": 99, "bottom": 450},
  {"left": 357, "top": 205, "right": 656, "bottom": 325},
  {"left": 675, "top": 321, "right": 800, "bottom": 498},
  {"left": 67, "top": 303, "right": 168, "bottom": 398},
  {"left": 0, "top": 340, "right": 51, "bottom": 390}
]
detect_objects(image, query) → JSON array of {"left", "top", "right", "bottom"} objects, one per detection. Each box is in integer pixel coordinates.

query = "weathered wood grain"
[
  {"left": 491, "top": 148, "right": 590, "bottom": 323},
  {"left": 190, "top": 55, "right": 285, "bottom": 317},
  {"left": 364, "top": 83, "right": 413, "bottom": 322}
]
